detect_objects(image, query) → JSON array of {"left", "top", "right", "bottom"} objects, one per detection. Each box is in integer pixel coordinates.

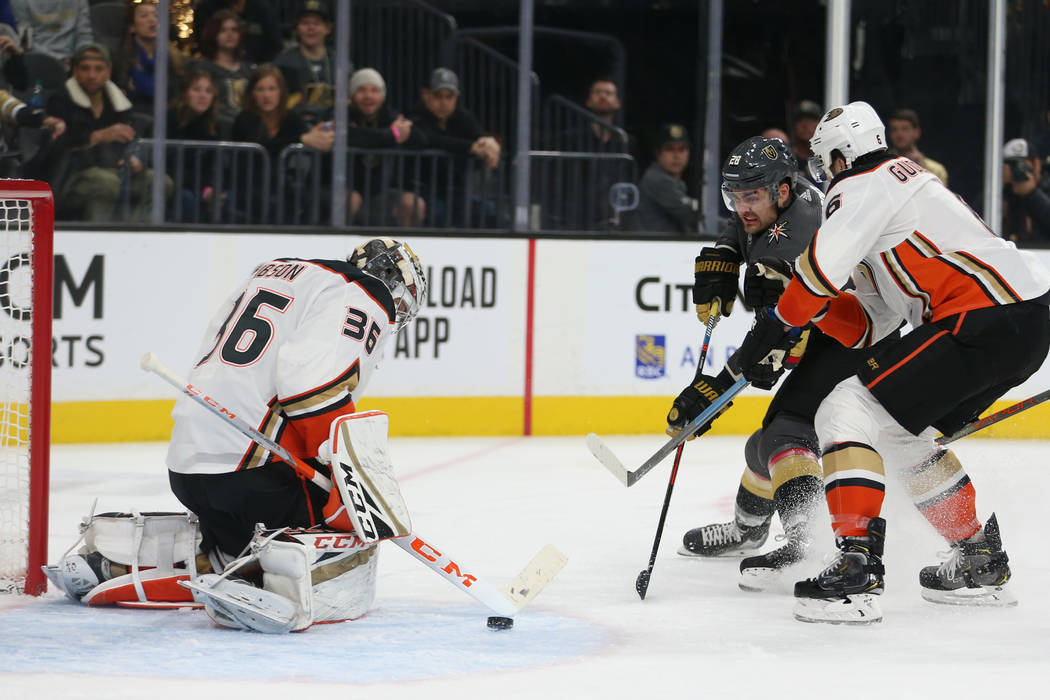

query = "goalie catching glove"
[{"left": 694, "top": 246, "right": 740, "bottom": 323}]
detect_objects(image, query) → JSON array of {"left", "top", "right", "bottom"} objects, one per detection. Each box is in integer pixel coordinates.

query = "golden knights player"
[{"left": 666, "top": 136, "right": 896, "bottom": 590}]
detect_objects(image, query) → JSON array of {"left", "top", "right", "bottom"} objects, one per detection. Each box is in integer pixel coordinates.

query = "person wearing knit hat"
[
  {"left": 349, "top": 68, "right": 386, "bottom": 98},
  {"left": 346, "top": 67, "right": 429, "bottom": 226}
]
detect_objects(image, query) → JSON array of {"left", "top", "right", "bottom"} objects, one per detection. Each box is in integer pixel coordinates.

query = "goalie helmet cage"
[{"left": 0, "top": 180, "right": 53, "bottom": 596}]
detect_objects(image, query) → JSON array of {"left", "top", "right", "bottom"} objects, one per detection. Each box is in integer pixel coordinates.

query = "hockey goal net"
[{"left": 0, "top": 180, "right": 53, "bottom": 596}]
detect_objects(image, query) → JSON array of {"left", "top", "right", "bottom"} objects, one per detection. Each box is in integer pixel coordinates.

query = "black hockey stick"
[
  {"left": 636, "top": 309, "right": 720, "bottom": 599},
  {"left": 936, "top": 387, "right": 1050, "bottom": 445}
]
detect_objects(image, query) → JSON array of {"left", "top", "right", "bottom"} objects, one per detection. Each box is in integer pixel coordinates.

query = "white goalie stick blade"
[
  {"left": 585, "top": 433, "right": 630, "bottom": 487},
  {"left": 502, "top": 544, "right": 569, "bottom": 610},
  {"left": 330, "top": 411, "right": 411, "bottom": 544},
  {"left": 392, "top": 533, "right": 567, "bottom": 618},
  {"left": 181, "top": 576, "right": 299, "bottom": 634},
  {"left": 793, "top": 594, "right": 883, "bottom": 625},
  {"left": 920, "top": 584, "right": 1018, "bottom": 607}
]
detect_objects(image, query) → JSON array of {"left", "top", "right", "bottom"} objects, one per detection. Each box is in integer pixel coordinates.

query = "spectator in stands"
[
  {"left": 45, "top": 43, "right": 170, "bottom": 221},
  {"left": 347, "top": 67, "right": 427, "bottom": 227},
  {"left": 193, "top": 0, "right": 282, "bottom": 66},
  {"left": 0, "top": 30, "right": 29, "bottom": 91},
  {"left": 274, "top": 0, "right": 345, "bottom": 127},
  {"left": 231, "top": 64, "right": 334, "bottom": 217},
  {"left": 11, "top": 0, "right": 93, "bottom": 66},
  {"left": 167, "top": 68, "right": 220, "bottom": 221},
  {"left": 635, "top": 123, "right": 698, "bottom": 235},
  {"left": 198, "top": 8, "right": 254, "bottom": 127},
  {"left": 114, "top": 1, "right": 187, "bottom": 116},
  {"left": 0, "top": 2, "right": 15, "bottom": 33},
  {"left": 761, "top": 126, "right": 790, "bottom": 145},
  {"left": 886, "top": 108, "right": 948, "bottom": 186},
  {"left": 580, "top": 77, "right": 625, "bottom": 152},
  {"left": 0, "top": 84, "right": 66, "bottom": 176},
  {"left": 1002, "top": 137, "right": 1050, "bottom": 243},
  {"left": 408, "top": 67, "right": 499, "bottom": 226},
  {"left": 789, "top": 99, "right": 821, "bottom": 163}
]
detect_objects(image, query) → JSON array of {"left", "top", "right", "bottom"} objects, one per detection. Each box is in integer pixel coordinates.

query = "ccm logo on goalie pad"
[{"left": 411, "top": 537, "right": 478, "bottom": 588}]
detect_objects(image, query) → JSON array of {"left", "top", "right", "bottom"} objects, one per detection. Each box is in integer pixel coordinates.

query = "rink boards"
[{"left": 47, "top": 232, "right": 1050, "bottom": 442}]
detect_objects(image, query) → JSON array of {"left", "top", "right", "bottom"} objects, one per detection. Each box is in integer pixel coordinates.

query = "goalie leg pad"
[
  {"left": 326, "top": 411, "right": 411, "bottom": 543},
  {"left": 45, "top": 510, "right": 202, "bottom": 604}
]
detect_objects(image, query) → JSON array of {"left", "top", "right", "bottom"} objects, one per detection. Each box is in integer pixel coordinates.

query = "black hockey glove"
[
  {"left": 666, "top": 369, "right": 735, "bottom": 439},
  {"left": 743, "top": 256, "right": 793, "bottom": 309},
  {"left": 694, "top": 246, "right": 740, "bottom": 323},
  {"left": 728, "top": 308, "right": 803, "bottom": 390}
]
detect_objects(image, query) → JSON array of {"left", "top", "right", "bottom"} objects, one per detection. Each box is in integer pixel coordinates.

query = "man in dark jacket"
[
  {"left": 346, "top": 67, "right": 427, "bottom": 227},
  {"left": 44, "top": 43, "right": 168, "bottom": 221},
  {"left": 1002, "top": 137, "right": 1050, "bottom": 244},
  {"left": 407, "top": 67, "right": 500, "bottom": 227},
  {"left": 635, "top": 124, "right": 699, "bottom": 234}
]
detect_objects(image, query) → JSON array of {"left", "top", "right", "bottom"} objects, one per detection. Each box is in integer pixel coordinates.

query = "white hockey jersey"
[
  {"left": 167, "top": 258, "right": 396, "bottom": 475},
  {"left": 778, "top": 154, "right": 1050, "bottom": 336}
]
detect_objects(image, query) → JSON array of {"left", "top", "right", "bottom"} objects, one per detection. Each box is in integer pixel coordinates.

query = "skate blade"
[
  {"left": 738, "top": 567, "right": 781, "bottom": 592},
  {"left": 677, "top": 544, "right": 762, "bottom": 558},
  {"left": 921, "top": 584, "right": 1018, "bottom": 607},
  {"left": 793, "top": 593, "right": 883, "bottom": 625}
]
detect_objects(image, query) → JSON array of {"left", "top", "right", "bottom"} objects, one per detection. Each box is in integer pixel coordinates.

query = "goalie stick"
[
  {"left": 141, "top": 352, "right": 566, "bottom": 617},
  {"left": 586, "top": 376, "right": 748, "bottom": 488},
  {"left": 635, "top": 307, "right": 720, "bottom": 599}
]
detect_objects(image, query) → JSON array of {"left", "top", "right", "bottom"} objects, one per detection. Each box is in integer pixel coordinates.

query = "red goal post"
[{"left": 0, "top": 180, "right": 53, "bottom": 596}]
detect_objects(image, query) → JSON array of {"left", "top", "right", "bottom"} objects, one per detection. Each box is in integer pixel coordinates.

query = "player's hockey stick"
[
  {"left": 936, "top": 387, "right": 1050, "bottom": 445},
  {"left": 140, "top": 352, "right": 567, "bottom": 617},
  {"left": 635, "top": 308, "right": 720, "bottom": 599},
  {"left": 586, "top": 376, "right": 748, "bottom": 488}
]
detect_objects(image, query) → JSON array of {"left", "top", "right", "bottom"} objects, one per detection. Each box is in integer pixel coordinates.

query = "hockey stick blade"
[
  {"left": 392, "top": 534, "right": 566, "bottom": 617},
  {"left": 587, "top": 377, "right": 748, "bottom": 487},
  {"left": 586, "top": 433, "right": 630, "bottom": 487},
  {"left": 501, "top": 544, "right": 568, "bottom": 611}
]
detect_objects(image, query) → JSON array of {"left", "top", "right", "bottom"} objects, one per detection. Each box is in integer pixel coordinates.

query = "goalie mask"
[
  {"left": 348, "top": 238, "right": 427, "bottom": 332},
  {"left": 807, "top": 101, "right": 887, "bottom": 183},
  {"left": 720, "top": 136, "right": 798, "bottom": 213}
]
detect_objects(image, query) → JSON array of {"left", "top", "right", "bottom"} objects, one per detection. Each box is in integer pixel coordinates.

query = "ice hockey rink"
[{"left": 2, "top": 433, "right": 1049, "bottom": 699}]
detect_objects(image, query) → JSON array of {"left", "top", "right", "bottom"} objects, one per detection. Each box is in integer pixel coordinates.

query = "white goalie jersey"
[{"left": 167, "top": 258, "right": 397, "bottom": 476}]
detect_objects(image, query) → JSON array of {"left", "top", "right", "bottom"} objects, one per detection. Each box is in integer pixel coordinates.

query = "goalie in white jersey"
[
  {"left": 725, "top": 102, "right": 1050, "bottom": 624},
  {"left": 166, "top": 238, "right": 426, "bottom": 566}
]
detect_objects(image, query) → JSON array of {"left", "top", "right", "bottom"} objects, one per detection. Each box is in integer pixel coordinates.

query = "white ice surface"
[{"left": 3, "top": 435, "right": 1049, "bottom": 698}]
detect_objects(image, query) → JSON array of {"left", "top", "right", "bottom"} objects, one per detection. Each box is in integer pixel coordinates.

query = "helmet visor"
[
  {"left": 720, "top": 183, "right": 775, "bottom": 212},
  {"left": 807, "top": 155, "right": 830, "bottom": 184}
]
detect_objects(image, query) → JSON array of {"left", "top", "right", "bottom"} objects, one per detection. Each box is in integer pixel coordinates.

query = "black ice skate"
[
  {"left": 678, "top": 520, "right": 769, "bottom": 558},
  {"left": 738, "top": 523, "right": 811, "bottom": 592},
  {"left": 919, "top": 513, "right": 1017, "bottom": 607},
  {"left": 792, "top": 517, "right": 886, "bottom": 625}
]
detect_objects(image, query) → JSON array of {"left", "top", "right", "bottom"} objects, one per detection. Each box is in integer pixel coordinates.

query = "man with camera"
[{"left": 1002, "top": 137, "right": 1050, "bottom": 243}]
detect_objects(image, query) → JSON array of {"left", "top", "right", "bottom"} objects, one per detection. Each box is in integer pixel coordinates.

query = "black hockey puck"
[{"left": 487, "top": 616, "right": 514, "bottom": 630}]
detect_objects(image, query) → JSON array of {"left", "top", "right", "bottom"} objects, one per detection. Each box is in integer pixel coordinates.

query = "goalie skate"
[{"left": 183, "top": 574, "right": 299, "bottom": 634}]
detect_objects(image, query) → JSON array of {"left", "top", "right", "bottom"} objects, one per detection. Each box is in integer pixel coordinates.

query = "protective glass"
[{"left": 720, "top": 183, "right": 775, "bottom": 212}]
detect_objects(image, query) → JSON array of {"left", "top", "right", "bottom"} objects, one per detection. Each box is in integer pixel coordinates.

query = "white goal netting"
[{"left": 0, "top": 197, "right": 39, "bottom": 594}]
